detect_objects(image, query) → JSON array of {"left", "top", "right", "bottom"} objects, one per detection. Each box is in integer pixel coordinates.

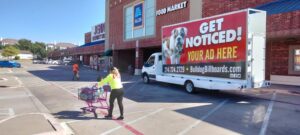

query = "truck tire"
[
  {"left": 143, "top": 74, "right": 150, "bottom": 83},
  {"left": 185, "top": 81, "right": 195, "bottom": 93}
]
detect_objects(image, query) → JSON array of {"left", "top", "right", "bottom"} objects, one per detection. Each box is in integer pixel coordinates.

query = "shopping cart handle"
[
  {"left": 92, "top": 85, "right": 98, "bottom": 90},
  {"left": 102, "top": 85, "right": 111, "bottom": 92}
]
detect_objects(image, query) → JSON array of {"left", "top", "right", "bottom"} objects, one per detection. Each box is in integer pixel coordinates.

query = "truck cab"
[
  {"left": 142, "top": 53, "right": 198, "bottom": 93},
  {"left": 142, "top": 53, "right": 162, "bottom": 83}
]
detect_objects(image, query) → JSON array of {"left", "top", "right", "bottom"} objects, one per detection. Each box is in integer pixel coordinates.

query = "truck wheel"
[
  {"left": 143, "top": 74, "right": 150, "bottom": 83},
  {"left": 185, "top": 81, "right": 195, "bottom": 93}
]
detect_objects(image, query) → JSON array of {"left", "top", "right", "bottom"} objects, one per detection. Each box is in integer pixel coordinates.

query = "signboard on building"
[
  {"left": 156, "top": 1, "right": 188, "bottom": 16},
  {"left": 162, "top": 11, "right": 247, "bottom": 79},
  {"left": 133, "top": 2, "right": 144, "bottom": 29},
  {"left": 91, "top": 23, "right": 105, "bottom": 42}
]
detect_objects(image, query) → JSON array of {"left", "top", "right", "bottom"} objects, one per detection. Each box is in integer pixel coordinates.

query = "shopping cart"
[{"left": 78, "top": 85, "right": 110, "bottom": 118}]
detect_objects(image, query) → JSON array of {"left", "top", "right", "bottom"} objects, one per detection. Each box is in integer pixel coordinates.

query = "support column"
[
  {"left": 189, "top": 0, "right": 202, "bottom": 20},
  {"left": 134, "top": 40, "right": 143, "bottom": 75},
  {"left": 112, "top": 50, "right": 118, "bottom": 68}
]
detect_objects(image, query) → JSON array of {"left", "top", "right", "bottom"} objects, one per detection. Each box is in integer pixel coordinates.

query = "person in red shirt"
[{"left": 72, "top": 63, "right": 79, "bottom": 80}]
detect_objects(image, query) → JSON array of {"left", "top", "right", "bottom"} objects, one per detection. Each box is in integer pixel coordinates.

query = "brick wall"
[
  {"left": 268, "top": 38, "right": 300, "bottom": 76},
  {"left": 269, "top": 40, "right": 289, "bottom": 75},
  {"left": 268, "top": 11, "right": 300, "bottom": 38},
  {"left": 202, "top": 0, "right": 300, "bottom": 38},
  {"left": 109, "top": 0, "right": 190, "bottom": 50},
  {"left": 203, "top": 0, "right": 300, "bottom": 79},
  {"left": 202, "top": 0, "right": 273, "bottom": 17},
  {"left": 85, "top": 32, "right": 92, "bottom": 44}
]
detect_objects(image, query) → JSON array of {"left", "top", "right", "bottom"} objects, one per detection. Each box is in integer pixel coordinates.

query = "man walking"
[{"left": 72, "top": 62, "right": 79, "bottom": 80}]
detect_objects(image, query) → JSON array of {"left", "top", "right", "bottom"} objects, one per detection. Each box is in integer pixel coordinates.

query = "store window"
[
  {"left": 124, "top": 0, "right": 155, "bottom": 40},
  {"left": 294, "top": 49, "right": 300, "bottom": 71},
  {"left": 288, "top": 46, "right": 300, "bottom": 74}
]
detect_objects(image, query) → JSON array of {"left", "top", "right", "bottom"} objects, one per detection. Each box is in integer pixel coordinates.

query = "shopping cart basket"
[{"left": 78, "top": 85, "right": 110, "bottom": 118}]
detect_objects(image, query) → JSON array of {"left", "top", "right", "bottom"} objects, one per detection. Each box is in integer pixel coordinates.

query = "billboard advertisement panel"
[
  {"left": 162, "top": 11, "right": 247, "bottom": 79},
  {"left": 91, "top": 23, "right": 105, "bottom": 42}
]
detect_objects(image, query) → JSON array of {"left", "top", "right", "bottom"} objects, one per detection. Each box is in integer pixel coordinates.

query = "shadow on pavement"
[
  {"left": 122, "top": 80, "right": 260, "bottom": 103},
  {"left": 53, "top": 111, "right": 96, "bottom": 120},
  {"left": 28, "top": 65, "right": 105, "bottom": 82},
  {"left": 174, "top": 100, "right": 268, "bottom": 135}
]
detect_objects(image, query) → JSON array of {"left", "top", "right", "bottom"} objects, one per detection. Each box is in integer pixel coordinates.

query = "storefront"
[
  {"left": 48, "top": 23, "right": 107, "bottom": 71},
  {"left": 108, "top": 0, "right": 300, "bottom": 85},
  {"left": 109, "top": 0, "right": 201, "bottom": 74}
]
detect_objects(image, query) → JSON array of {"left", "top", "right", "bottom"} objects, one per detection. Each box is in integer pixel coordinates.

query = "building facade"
[
  {"left": 0, "top": 50, "right": 33, "bottom": 60},
  {"left": 48, "top": 23, "right": 107, "bottom": 71},
  {"left": 0, "top": 38, "right": 18, "bottom": 46},
  {"left": 109, "top": 0, "right": 202, "bottom": 74},
  {"left": 108, "top": 0, "right": 300, "bottom": 85}
]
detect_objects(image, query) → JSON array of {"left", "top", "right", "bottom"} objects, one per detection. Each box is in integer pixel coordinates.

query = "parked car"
[
  {"left": 62, "top": 59, "right": 72, "bottom": 65},
  {"left": 0, "top": 60, "right": 21, "bottom": 68},
  {"left": 47, "top": 59, "right": 61, "bottom": 65},
  {"left": 33, "top": 59, "right": 46, "bottom": 64}
]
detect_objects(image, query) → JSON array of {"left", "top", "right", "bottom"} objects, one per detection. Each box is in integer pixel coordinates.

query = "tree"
[
  {"left": 2, "top": 46, "right": 20, "bottom": 59},
  {"left": 16, "top": 39, "right": 32, "bottom": 50},
  {"left": 15, "top": 39, "right": 48, "bottom": 59},
  {"left": 31, "top": 42, "right": 47, "bottom": 59}
]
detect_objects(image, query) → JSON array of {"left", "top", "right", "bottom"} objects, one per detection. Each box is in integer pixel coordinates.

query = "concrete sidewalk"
[
  {"left": 0, "top": 113, "right": 68, "bottom": 135},
  {"left": 227, "top": 84, "right": 300, "bottom": 106},
  {"left": 269, "top": 84, "right": 300, "bottom": 95}
]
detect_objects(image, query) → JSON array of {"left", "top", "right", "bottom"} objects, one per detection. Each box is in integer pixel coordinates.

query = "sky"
[{"left": 0, "top": 0, "right": 105, "bottom": 45}]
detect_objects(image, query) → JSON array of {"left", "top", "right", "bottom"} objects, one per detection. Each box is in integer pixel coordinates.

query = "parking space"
[{"left": 0, "top": 63, "right": 299, "bottom": 135}]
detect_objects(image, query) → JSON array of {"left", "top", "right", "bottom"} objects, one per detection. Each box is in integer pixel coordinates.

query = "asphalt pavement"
[{"left": 0, "top": 61, "right": 299, "bottom": 135}]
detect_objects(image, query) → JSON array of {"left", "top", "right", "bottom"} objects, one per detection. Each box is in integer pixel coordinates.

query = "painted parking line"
[
  {"left": 65, "top": 109, "right": 156, "bottom": 125},
  {"left": 0, "top": 108, "right": 15, "bottom": 116},
  {"left": 8, "top": 108, "right": 15, "bottom": 116},
  {"left": 259, "top": 92, "right": 277, "bottom": 135},
  {"left": 0, "top": 78, "right": 8, "bottom": 81},
  {"left": 178, "top": 99, "right": 229, "bottom": 135},
  {"left": 60, "top": 122, "right": 75, "bottom": 135},
  {"left": 4, "top": 77, "right": 24, "bottom": 89},
  {"left": 0, "top": 113, "right": 67, "bottom": 134},
  {"left": 100, "top": 108, "right": 164, "bottom": 135},
  {"left": 8, "top": 69, "right": 13, "bottom": 73},
  {"left": 0, "top": 95, "right": 32, "bottom": 100}
]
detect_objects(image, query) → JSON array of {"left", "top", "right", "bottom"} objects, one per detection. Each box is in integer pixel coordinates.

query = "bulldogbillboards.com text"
[{"left": 163, "top": 62, "right": 246, "bottom": 79}]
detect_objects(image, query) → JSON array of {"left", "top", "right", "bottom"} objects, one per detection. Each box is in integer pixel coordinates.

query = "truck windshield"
[{"left": 145, "top": 56, "right": 155, "bottom": 67}]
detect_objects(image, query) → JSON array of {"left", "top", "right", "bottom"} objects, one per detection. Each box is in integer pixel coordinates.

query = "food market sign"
[{"left": 156, "top": 1, "right": 188, "bottom": 16}]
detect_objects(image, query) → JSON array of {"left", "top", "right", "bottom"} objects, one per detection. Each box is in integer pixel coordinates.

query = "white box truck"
[{"left": 141, "top": 9, "right": 270, "bottom": 93}]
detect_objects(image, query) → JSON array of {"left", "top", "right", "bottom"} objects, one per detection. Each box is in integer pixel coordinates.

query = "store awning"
[
  {"left": 255, "top": 0, "right": 300, "bottom": 15},
  {"left": 103, "top": 49, "right": 113, "bottom": 56},
  {"left": 79, "top": 40, "right": 105, "bottom": 47}
]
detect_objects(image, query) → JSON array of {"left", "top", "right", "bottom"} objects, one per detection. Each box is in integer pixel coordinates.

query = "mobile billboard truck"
[{"left": 142, "top": 9, "right": 270, "bottom": 93}]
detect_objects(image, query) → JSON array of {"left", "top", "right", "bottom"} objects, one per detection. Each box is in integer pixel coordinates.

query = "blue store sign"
[{"left": 133, "top": 2, "right": 144, "bottom": 29}]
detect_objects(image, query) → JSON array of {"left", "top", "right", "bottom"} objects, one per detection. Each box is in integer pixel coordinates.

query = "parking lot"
[{"left": 0, "top": 61, "right": 300, "bottom": 135}]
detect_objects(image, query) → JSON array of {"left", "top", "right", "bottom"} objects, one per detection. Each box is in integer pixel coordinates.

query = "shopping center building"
[
  {"left": 107, "top": 0, "right": 300, "bottom": 85},
  {"left": 48, "top": 23, "right": 108, "bottom": 70},
  {"left": 49, "top": 0, "right": 300, "bottom": 86}
]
